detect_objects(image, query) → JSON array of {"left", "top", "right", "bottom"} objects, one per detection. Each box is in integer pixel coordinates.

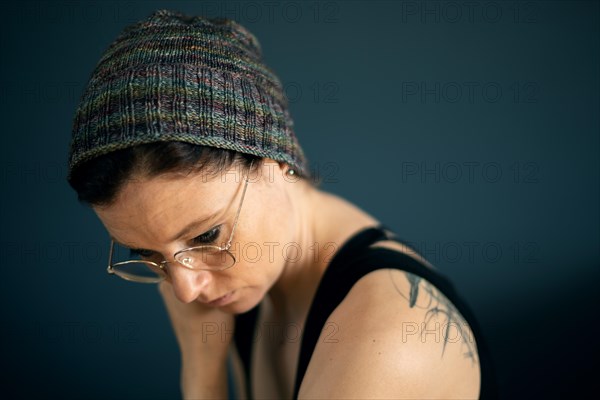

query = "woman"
[{"left": 67, "top": 9, "right": 495, "bottom": 399}]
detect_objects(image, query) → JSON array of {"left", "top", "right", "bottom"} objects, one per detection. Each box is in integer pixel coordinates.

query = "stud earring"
[{"left": 287, "top": 168, "right": 296, "bottom": 176}]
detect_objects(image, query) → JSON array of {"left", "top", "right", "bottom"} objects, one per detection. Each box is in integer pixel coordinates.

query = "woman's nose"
[{"left": 167, "top": 264, "right": 212, "bottom": 304}]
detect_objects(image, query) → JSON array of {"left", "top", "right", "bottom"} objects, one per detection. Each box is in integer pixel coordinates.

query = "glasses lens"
[
  {"left": 175, "top": 246, "right": 235, "bottom": 270},
  {"left": 111, "top": 261, "right": 166, "bottom": 283},
  {"left": 109, "top": 242, "right": 166, "bottom": 283}
]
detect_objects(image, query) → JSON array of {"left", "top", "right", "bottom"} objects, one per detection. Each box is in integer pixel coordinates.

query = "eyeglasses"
[{"left": 106, "top": 161, "right": 253, "bottom": 284}]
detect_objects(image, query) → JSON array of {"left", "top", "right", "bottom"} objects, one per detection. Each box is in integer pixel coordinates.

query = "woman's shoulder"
[{"left": 298, "top": 255, "right": 482, "bottom": 399}]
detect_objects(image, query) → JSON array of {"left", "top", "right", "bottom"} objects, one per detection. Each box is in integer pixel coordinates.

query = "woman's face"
[{"left": 93, "top": 159, "right": 295, "bottom": 314}]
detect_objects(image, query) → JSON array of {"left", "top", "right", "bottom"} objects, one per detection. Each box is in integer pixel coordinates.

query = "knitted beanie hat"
[{"left": 68, "top": 9, "right": 309, "bottom": 179}]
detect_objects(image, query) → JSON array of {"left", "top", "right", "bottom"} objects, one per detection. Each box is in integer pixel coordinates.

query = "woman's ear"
[
  {"left": 262, "top": 158, "right": 289, "bottom": 174},
  {"left": 279, "top": 162, "right": 291, "bottom": 174},
  {"left": 257, "top": 158, "right": 288, "bottom": 185}
]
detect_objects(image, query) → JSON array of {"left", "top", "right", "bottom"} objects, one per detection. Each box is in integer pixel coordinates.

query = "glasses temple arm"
[
  {"left": 225, "top": 161, "right": 253, "bottom": 247},
  {"left": 107, "top": 239, "right": 116, "bottom": 272}
]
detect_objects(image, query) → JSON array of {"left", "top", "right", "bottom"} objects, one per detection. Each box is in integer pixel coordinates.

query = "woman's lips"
[{"left": 207, "top": 290, "right": 236, "bottom": 306}]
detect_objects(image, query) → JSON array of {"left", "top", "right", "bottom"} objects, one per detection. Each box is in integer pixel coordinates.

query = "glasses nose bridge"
[
  {"left": 156, "top": 242, "right": 199, "bottom": 269},
  {"left": 160, "top": 250, "right": 214, "bottom": 271},
  {"left": 158, "top": 258, "right": 195, "bottom": 274}
]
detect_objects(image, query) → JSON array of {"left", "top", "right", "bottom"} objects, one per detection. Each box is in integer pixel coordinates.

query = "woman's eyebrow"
[
  {"left": 167, "top": 212, "right": 219, "bottom": 242},
  {"left": 110, "top": 210, "right": 221, "bottom": 252},
  {"left": 111, "top": 237, "right": 139, "bottom": 251}
]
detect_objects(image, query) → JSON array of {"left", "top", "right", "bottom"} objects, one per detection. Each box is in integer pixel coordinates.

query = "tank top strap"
[
  {"left": 233, "top": 224, "right": 388, "bottom": 399},
  {"left": 292, "top": 223, "right": 497, "bottom": 399},
  {"left": 292, "top": 223, "right": 434, "bottom": 398}
]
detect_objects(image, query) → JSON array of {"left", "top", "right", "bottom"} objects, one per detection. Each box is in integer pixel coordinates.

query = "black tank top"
[{"left": 233, "top": 224, "right": 498, "bottom": 399}]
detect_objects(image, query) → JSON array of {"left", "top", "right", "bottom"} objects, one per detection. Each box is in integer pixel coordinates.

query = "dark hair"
[{"left": 68, "top": 142, "right": 314, "bottom": 206}]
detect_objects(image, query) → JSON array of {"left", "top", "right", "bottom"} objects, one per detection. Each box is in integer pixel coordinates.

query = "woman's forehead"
[
  {"left": 108, "top": 172, "right": 227, "bottom": 208},
  {"left": 93, "top": 172, "right": 239, "bottom": 244}
]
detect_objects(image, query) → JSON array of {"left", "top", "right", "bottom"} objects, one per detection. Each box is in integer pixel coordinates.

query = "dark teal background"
[{"left": 1, "top": 1, "right": 598, "bottom": 398}]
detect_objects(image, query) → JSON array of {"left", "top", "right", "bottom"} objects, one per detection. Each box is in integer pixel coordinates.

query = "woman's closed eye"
[
  {"left": 130, "top": 248, "right": 158, "bottom": 260},
  {"left": 191, "top": 225, "right": 222, "bottom": 245},
  {"left": 127, "top": 225, "right": 222, "bottom": 259}
]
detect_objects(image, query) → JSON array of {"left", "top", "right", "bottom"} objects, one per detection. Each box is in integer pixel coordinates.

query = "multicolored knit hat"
[{"left": 67, "top": 9, "right": 309, "bottom": 179}]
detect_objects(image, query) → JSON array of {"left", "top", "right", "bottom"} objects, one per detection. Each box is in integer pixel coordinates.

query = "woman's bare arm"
[
  {"left": 298, "top": 269, "right": 481, "bottom": 399},
  {"left": 159, "top": 282, "right": 234, "bottom": 399}
]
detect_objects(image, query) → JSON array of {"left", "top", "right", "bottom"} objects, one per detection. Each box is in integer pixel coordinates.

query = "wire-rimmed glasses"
[{"left": 106, "top": 161, "right": 253, "bottom": 283}]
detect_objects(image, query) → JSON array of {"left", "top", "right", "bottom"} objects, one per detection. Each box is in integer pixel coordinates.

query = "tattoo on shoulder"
[{"left": 388, "top": 270, "right": 479, "bottom": 365}]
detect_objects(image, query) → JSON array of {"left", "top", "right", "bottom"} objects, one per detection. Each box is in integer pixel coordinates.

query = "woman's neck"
[{"left": 267, "top": 180, "right": 380, "bottom": 324}]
